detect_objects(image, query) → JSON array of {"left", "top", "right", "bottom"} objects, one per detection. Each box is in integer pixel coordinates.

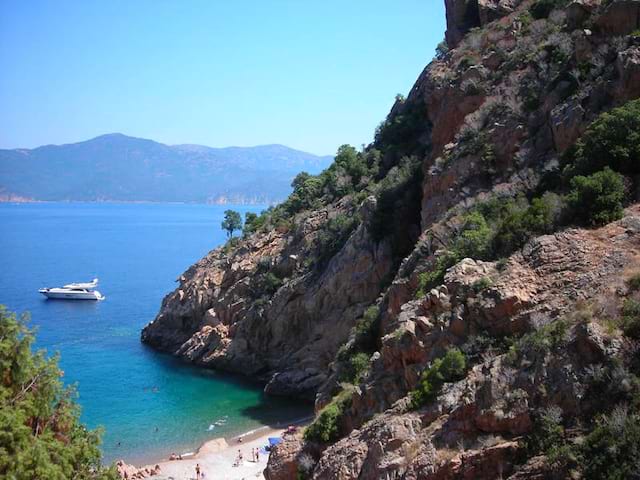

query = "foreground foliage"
[{"left": 0, "top": 306, "right": 116, "bottom": 480}]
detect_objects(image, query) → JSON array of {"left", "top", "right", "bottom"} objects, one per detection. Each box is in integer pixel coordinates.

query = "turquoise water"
[{"left": 0, "top": 203, "right": 310, "bottom": 464}]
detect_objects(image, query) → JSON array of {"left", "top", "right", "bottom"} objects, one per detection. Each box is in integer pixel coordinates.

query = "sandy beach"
[{"left": 118, "top": 419, "right": 311, "bottom": 480}]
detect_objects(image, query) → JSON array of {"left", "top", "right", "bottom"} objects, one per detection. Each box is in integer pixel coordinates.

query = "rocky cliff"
[{"left": 143, "top": 0, "right": 640, "bottom": 477}]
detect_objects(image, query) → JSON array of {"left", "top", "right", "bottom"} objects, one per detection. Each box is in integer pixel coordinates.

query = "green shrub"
[
  {"left": 627, "top": 274, "right": 640, "bottom": 292},
  {"left": 304, "top": 392, "right": 351, "bottom": 443},
  {"left": 435, "top": 40, "right": 449, "bottom": 60},
  {"left": 456, "top": 128, "right": 487, "bottom": 158},
  {"left": 334, "top": 145, "right": 368, "bottom": 187},
  {"left": 0, "top": 306, "right": 117, "bottom": 479},
  {"left": 250, "top": 271, "right": 284, "bottom": 299},
  {"left": 569, "top": 99, "right": 640, "bottom": 178},
  {"left": 353, "top": 306, "right": 380, "bottom": 353},
  {"left": 338, "top": 352, "right": 370, "bottom": 384},
  {"left": 374, "top": 101, "right": 429, "bottom": 158},
  {"left": 414, "top": 251, "right": 459, "bottom": 298},
  {"left": 506, "top": 319, "right": 569, "bottom": 364},
  {"left": 493, "top": 195, "right": 559, "bottom": 255},
  {"left": 410, "top": 348, "right": 466, "bottom": 409},
  {"left": 263, "top": 272, "right": 283, "bottom": 294},
  {"left": 455, "top": 211, "right": 493, "bottom": 259},
  {"left": 579, "top": 409, "right": 640, "bottom": 480},
  {"left": 368, "top": 156, "right": 423, "bottom": 263},
  {"left": 315, "top": 214, "right": 358, "bottom": 268},
  {"left": 304, "top": 403, "right": 342, "bottom": 443},
  {"left": 369, "top": 156, "right": 422, "bottom": 242},
  {"left": 621, "top": 299, "right": 640, "bottom": 339},
  {"left": 222, "top": 236, "right": 241, "bottom": 254},
  {"left": 415, "top": 210, "right": 497, "bottom": 298},
  {"left": 567, "top": 168, "right": 625, "bottom": 226},
  {"left": 472, "top": 277, "right": 493, "bottom": 293},
  {"left": 527, "top": 405, "right": 565, "bottom": 454}
]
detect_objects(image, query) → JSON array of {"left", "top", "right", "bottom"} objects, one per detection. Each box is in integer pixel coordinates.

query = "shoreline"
[
  {"left": 117, "top": 416, "right": 311, "bottom": 480},
  {"left": 117, "top": 416, "right": 313, "bottom": 479}
]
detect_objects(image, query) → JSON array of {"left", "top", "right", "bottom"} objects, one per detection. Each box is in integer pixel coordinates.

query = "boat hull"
[{"left": 39, "top": 289, "right": 104, "bottom": 300}]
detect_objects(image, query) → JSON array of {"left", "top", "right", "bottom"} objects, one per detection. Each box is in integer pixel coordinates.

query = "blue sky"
[{"left": 0, "top": 1, "right": 446, "bottom": 155}]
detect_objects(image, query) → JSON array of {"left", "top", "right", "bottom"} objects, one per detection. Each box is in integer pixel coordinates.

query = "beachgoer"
[
  {"left": 256, "top": 449, "right": 260, "bottom": 462},
  {"left": 195, "top": 463, "right": 201, "bottom": 480}
]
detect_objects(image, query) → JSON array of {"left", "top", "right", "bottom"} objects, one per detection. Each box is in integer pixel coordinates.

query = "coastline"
[{"left": 117, "top": 416, "right": 312, "bottom": 480}]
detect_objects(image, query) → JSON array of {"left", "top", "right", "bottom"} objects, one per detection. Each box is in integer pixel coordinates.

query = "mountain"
[
  {"left": 140, "top": 1, "right": 640, "bottom": 479},
  {"left": 0, "top": 133, "right": 333, "bottom": 203}
]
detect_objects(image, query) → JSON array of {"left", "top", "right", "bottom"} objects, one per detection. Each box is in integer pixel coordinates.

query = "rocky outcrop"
[
  {"left": 142, "top": 202, "right": 394, "bottom": 398},
  {"left": 264, "top": 436, "right": 305, "bottom": 480}
]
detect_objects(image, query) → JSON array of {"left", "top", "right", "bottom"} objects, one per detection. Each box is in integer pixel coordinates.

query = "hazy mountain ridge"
[{"left": 0, "top": 133, "right": 333, "bottom": 203}]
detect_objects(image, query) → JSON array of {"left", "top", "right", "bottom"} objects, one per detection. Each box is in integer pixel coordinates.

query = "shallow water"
[{"left": 0, "top": 202, "right": 310, "bottom": 464}]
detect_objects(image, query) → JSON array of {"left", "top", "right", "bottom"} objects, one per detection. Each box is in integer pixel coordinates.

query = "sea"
[{"left": 0, "top": 202, "right": 310, "bottom": 465}]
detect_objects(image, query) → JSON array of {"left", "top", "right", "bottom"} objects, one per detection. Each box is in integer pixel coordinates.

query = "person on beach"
[
  {"left": 195, "top": 463, "right": 201, "bottom": 480},
  {"left": 256, "top": 448, "right": 260, "bottom": 462}
]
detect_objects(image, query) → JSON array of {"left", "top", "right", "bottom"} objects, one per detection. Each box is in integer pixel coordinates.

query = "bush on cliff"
[
  {"left": 369, "top": 155, "right": 423, "bottom": 263},
  {"left": 338, "top": 352, "right": 370, "bottom": 384},
  {"left": 579, "top": 408, "right": 640, "bottom": 480},
  {"left": 304, "top": 391, "right": 351, "bottom": 443},
  {"left": 568, "top": 99, "right": 640, "bottom": 179},
  {"left": 506, "top": 319, "right": 569, "bottom": 364},
  {"left": 415, "top": 211, "right": 493, "bottom": 296},
  {"left": 242, "top": 212, "right": 260, "bottom": 237},
  {"left": 410, "top": 348, "right": 466, "bottom": 409},
  {"left": 0, "top": 306, "right": 117, "bottom": 479},
  {"left": 354, "top": 306, "right": 380, "bottom": 353},
  {"left": 492, "top": 194, "right": 559, "bottom": 256},
  {"left": 621, "top": 298, "right": 640, "bottom": 339},
  {"left": 567, "top": 168, "right": 625, "bottom": 226},
  {"left": 374, "top": 100, "right": 429, "bottom": 159},
  {"left": 315, "top": 213, "right": 358, "bottom": 269}
]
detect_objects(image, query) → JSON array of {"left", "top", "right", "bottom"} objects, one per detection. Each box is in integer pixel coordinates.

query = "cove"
[{"left": 0, "top": 202, "right": 309, "bottom": 464}]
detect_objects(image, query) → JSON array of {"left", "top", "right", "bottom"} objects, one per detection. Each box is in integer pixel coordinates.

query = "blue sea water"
[{"left": 0, "top": 202, "right": 310, "bottom": 464}]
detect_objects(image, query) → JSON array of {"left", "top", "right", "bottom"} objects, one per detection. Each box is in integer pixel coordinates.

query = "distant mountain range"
[{"left": 0, "top": 133, "right": 333, "bottom": 203}]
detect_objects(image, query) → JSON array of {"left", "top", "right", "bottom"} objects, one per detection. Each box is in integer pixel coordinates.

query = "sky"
[{"left": 0, "top": 1, "right": 446, "bottom": 156}]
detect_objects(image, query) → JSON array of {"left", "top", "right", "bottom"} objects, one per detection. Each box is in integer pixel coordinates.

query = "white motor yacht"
[{"left": 39, "top": 278, "right": 105, "bottom": 300}]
